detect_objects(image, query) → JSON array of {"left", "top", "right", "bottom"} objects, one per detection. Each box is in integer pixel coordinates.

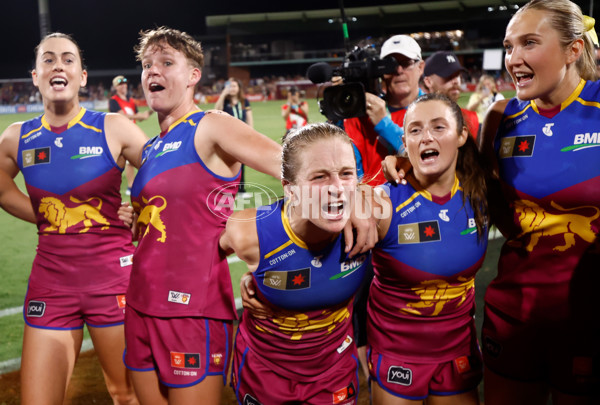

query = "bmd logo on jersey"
[
  {"left": 398, "top": 221, "right": 441, "bottom": 244},
  {"left": 22, "top": 147, "right": 50, "bottom": 167},
  {"left": 387, "top": 365, "right": 412, "bottom": 386},
  {"left": 460, "top": 218, "right": 478, "bottom": 235},
  {"left": 330, "top": 253, "right": 367, "bottom": 280},
  {"left": 562, "top": 132, "right": 600, "bottom": 152},
  {"left": 156, "top": 141, "right": 182, "bottom": 157},
  {"left": 71, "top": 146, "right": 103, "bottom": 160},
  {"left": 27, "top": 300, "right": 46, "bottom": 317},
  {"left": 499, "top": 135, "right": 535, "bottom": 158}
]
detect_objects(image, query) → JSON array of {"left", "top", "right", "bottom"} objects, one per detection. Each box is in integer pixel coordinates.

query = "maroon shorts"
[
  {"left": 482, "top": 303, "right": 599, "bottom": 395},
  {"left": 23, "top": 278, "right": 128, "bottom": 329},
  {"left": 124, "top": 305, "right": 233, "bottom": 388},
  {"left": 231, "top": 332, "right": 360, "bottom": 404},
  {"left": 368, "top": 345, "right": 482, "bottom": 400}
]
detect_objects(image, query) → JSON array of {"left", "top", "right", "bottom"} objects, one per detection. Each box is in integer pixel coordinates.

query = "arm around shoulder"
[
  {"left": 479, "top": 98, "right": 509, "bottom": 171},
  {"left": 219, "top": 208, "right": 260, "bottom": 270}
]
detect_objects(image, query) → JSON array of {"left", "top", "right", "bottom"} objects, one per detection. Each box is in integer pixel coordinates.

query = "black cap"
[{"left": 424, "top": 51, "right": 466, "bottom": 79}]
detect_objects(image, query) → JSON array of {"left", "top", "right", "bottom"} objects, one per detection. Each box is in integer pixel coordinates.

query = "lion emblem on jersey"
[
  {"left": 134, "top": 195, "right": 167, "bottom": 243},
  {"left": 39, "top": 196, "right": 109, "bottom": 234},
  {"left": 512, "top": 200, "right": 599, "bottom": 252},
  {"left": 259, "top": 306, "right": 350, "bottom": 340},
  {"left": 403, "top": 276, "right": 474, "bottom": 316}
]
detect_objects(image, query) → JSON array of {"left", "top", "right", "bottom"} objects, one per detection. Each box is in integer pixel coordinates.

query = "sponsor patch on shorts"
[
  {"left": 119, "top": 254, "right": 133, "bottom": 267},
  {"left": 483, "top": 335, "right": 502, "bottom": 358},
  {"left": 333, "top": 381, "right": 356, "bottom": 404},
  {"left": 170, "top": 352, "right": 200, "bottom": 369},
  {"left": 26, "top": 300, "right": 46, "bottom": 317},
  {"left": 116, "top": 294, "right": 126, "bottom": 308},
  {"left": 168, "top": 290, "right": 191, "bottom": 305},
  {"left": 243, "top": 393, "right": 262, "bottom": 405},
  {"left": 454, "top": 355, "right": 471, "bottom": 374},
  {"left": 387, "top": 365, "right": 412, "bottom": 386}
]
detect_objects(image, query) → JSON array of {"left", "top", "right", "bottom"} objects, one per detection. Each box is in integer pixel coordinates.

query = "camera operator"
[
  {"left": 282, "top": 86, "right": 309, "bottom": 134},
  {"left": 344, "top": 35, "right": 425, "bottom": 186},
  {"left": 421, "top": 51, "right": 480, "bottom": 139}
]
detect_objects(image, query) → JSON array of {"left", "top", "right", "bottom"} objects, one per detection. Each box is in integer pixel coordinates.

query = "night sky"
[{"left": 1, "top": 0, "right": 404, "bottom": 79}]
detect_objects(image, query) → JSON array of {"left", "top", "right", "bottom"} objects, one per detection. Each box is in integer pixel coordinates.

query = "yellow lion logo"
[
  {"left": 39, "top": 196, "right": 109, "bottom": 234},
  {"left": 512, "top": 200, "right": 599, "bottom": 252},
  {"left": 403, "top": 276, "right": 474, "bottom": 316},
  {"left": 256, "top": 306, "right": 351, "bottom": 341},
  {"left": 134, "top": 195, "right": 167, "bottom": 243}
]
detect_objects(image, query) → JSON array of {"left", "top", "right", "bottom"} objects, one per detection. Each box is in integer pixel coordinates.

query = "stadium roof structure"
[{"left": 206, "top": 0, "right": 530, "bottom": 34}]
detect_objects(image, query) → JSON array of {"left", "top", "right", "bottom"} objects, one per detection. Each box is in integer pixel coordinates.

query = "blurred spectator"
[
  {"left": 466, "top": 74, "right": 505, "bottom": 121},
  {"left": 281, "top": 85, "right": 309, "bottom": 134},
  {"left": 422, "top": 51, "right": 479, "bottom": 139}
]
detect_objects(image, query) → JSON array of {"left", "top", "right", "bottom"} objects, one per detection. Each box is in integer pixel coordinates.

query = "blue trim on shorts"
[
  {"left": 24, "top": 317, "right": 84, "bottom": 331},
  {"left": 221, "top": 321, "right": 230, "bottom": 385},
  {"left": 86, "top": 320, "right": 125, "bottom": 328},
  {"left": 352, "top": 354, "right": 360, "bottom": 397},
  {"left": 374, "top": 352, "right": 427, "bottom": 401},
  {"left": 235, "top": 347, "right": 250, "bottom": 404},
  {"left": 429, "top": 387, "right": 473, "bottom": 396},
  {"left": 123, "top": 348, "right": 156, "bottom": 372}
]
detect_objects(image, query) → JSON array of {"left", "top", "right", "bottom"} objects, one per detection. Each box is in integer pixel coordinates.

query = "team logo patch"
[
  {"left": 387, "top": 365, "right": 412, "bottom": 386},
  {"left": 263, "top": 268, "right": 310, "bottom": 290},
  {"left": 336, "top": 335, "right": 353, "bottom": 354},
  {"left": 499, "top": 135, "right": 535, "bottom": 158},
  {"left": 116, "top": 295, "right": 126, "bottom": 309},
  {"left": 211, "top": 353, "right": 223, "bottom": 366},
  {"left": 119, "top": 254, "right": 133, "bottom": 267},
  {"left": 483, "top": 335, "right": 502, "bottom": 358},
  {"left": 454, "top": 356, "right": 471, "bottom": 374},
  {"left": 168, "top": 290, "right": 191, "bottom": 305},
  {"left": 398, "top": 221, "right": 441, "bottom": 244},
  {"left": 333, "top": 381, "right": 356, "bottom": 404},
  {"left": 242, "top": 394, "right": 262, "bottom": 405},
  {"left": 26, "top": 300, "right": 46, "bottom": 317},
  {"left": 22, "top": 147, "right": 50, "bottom": 167},
  {"left": 170, "top": 352, "right": 200, "bottom": 369}
]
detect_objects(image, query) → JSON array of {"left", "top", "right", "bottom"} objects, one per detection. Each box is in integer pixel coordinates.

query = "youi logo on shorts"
[
  {"left": 156, "top": 141, "right": 182, "bottom": 157},
  {"left": 27, "top": 300, "right": 46, "bottom": 317},
  {"left": 562, "top": 131, "right": 600, "bottom": 152},
  {"left": 242, "top": 394, "right": 262, "bottom": 405},
  {"left": 387, "top": 365, "right": 413, "bottom": 386},
  {"left": 71, "top": 146, "right": 103, "bottom": 160},
  {"left": 168, "top": 290, "right": 191, "bottom": 305}
]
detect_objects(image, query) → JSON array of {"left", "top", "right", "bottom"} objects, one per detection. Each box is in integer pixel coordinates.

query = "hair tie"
[{"left": 583, "top": 15, "right": 599, "bottom": 46}]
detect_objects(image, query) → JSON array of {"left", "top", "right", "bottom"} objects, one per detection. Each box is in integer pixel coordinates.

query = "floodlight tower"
[{"left": 38, "top": 0, "right": 51, "bottom": 38}]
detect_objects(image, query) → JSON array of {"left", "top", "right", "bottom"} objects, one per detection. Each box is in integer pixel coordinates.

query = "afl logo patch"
[{"left": 27, "top": 300, "right": 46, "bottom": 317}]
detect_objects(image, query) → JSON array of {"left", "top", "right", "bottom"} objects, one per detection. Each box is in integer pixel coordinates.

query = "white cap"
[{"left": 380, "top": 35, "right": 422, "bottom": 60}]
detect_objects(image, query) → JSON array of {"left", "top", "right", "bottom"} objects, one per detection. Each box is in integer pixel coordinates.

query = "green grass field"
[{"left": 0, "top": 95, "right": 505, "bottom": 367}]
